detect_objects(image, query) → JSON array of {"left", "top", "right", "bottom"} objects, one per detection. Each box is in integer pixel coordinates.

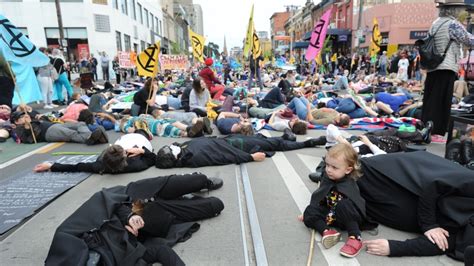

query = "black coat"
[
  {"left": 358, "top": 151, "right": 474, "bottom": 260},
  {"left": 46, "top": 177, "right": 197, "bottom": 266}
]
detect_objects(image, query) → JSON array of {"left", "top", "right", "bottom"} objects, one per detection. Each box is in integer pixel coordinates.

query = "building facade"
[
  {"left": 0, "top": 0, "right": 164, "bottom": 64},
  {"left": 270, "top": 10, "right": 291, "bottom": 54},
  {"left": 352, "top": 0, "right": 437, "bottom": 54}
]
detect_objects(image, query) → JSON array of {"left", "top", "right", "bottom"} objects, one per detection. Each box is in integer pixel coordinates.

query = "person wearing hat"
[
  {"left": 422, "top": 0, "right": 474, "bottom": 142},
  {"left": 11, "top": 111, "right": 108, "bottom": 145},
  {"left": 199, "top": 58, "right": 225, "bottom": 100}
]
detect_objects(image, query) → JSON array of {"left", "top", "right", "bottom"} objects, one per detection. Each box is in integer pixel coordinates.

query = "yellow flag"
[
  {"left": 370, "top": 17, "right": 382, "bottom": 57},
  {"left": 331, "top": 53, "right": 337, "bottom": 62},
  {"left": 189, "top": 27, "right": 206, "bottom": 63},
  {"left": 136, "top": 42, "right": 160, "bottom": 77},
  {"left": 315, "top": 51, "right": 323, "bottom": 66},
  {"left": 252, "top": 30, "right": 262, "bottom": 59},
  {"left": 243, "top": 4, "right": 254, "bottom": 57}
]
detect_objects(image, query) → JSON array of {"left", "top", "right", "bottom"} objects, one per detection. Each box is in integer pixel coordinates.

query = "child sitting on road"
[{"left": 299, "top": 143, "right": 368, "bottom": 258}]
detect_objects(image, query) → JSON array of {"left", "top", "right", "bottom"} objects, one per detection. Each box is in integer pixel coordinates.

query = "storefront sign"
[
  {"left": 159, "top": 54, "right": 189, "bottom": 70},
  {"left": 338, "top": 35, "right": 348, "bottom": 42},
  {"left": 118, "top": 51, "right": 133, "bottom": 68},
  {"left": 410, "top": 31, "right": 428, "bottom": 40}
]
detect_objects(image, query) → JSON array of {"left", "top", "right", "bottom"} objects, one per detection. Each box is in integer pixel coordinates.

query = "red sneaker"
[
  {"left": 340, "top": 237, "right": 363, "bottom": 257},
  {"left": 321, "top": 229, "right": 341, "bottom": 249}
]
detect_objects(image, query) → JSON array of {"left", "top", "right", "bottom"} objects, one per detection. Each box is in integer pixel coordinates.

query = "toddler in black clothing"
[{"left": 299, "top": 143, "right": 368, "bottom": 258}]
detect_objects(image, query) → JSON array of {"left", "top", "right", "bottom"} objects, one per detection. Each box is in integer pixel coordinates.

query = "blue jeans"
[
  {"left": 167, "top": 96, "right": 182, "bottom": 109},
  {"left": 53, "top": 72, "right": 73, "bottom": 101},
  {"left": 288, "top": 97, "right": 312, "bottom": 120},
  {"left": 335, "top": 98, "right": 367, "bottom": 118},
  {"left": 379, "top": 63, "right": 387, "bottom": 76},
  {"left": 247, "top": 67, "right": 264, "bottom": 91}
]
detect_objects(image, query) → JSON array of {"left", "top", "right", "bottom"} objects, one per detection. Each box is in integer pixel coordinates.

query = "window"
[
  {"left": 45, "top": 27, "right": 87, "bottom": 39},
  {"left": 140, "top": 41, "right": 146, "bottom": 51},
  {"left": 94, "top": 14, "right": 111, "bottom": 32},
  {"left": 133, "top": 43, "right": 139, "bottom": 53},
  {"left": 40, "top": 0, "right": 83, "bottom": 2},
  {"left": 155, "top": 17, "right": 159, "bottom": 34},
  {"left": 137, "top": 3, "right": 143, "bottom": 24},
  {"left": 121, "top": 0, "right": 128, "bottom": 15},
  {"left": 130, "top": 0, "right": 136, "bottom": 20},
  {"left": 159, "top": 20, "right": 162, "bottom": 36},
  {"left": 112, "top": 0, "right": 118, "bottom": 9},
  {"left": 151, "top": 13, "right": 155, "bottom": 32},
  {"left": 144, "top": 9, "right": 149, "bottom": 28},
  {"left": 116, "top": 31, "right": 122, "bottom": 51},
  {"left": 124, "top": 34, "right": 131, "bottom": 52}
]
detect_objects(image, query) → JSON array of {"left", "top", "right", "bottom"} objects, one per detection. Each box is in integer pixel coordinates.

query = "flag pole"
[{"left": 6, "top": 61, "right": 37, "bottom": 143}]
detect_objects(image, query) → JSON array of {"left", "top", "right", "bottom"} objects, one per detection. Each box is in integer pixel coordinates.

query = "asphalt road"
[{"left": 0, "top": 126, "right": 462, "bottom": 266}]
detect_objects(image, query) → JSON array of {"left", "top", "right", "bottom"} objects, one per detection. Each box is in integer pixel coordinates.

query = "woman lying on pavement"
[
  {"left": 34, "top": 132, "right": 156, "bottom": 174},
  {"left": 45, "top": 173, "right": 224, "bottom": 266}
]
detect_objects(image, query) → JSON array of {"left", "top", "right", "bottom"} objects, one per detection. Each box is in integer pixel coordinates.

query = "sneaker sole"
[
  {"left": 322, "top": 232, "right": 341, "bottom": 249},
  {"left": 189, "top": 121, "right": 204, "bottom": 138},
  {"left": 340, "top": 246, "right": 363, "bottom": 258}
]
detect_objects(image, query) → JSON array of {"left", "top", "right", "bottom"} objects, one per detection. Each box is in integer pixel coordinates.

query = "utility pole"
[
  {"left": 356, "top": 0, "right": 364, "bottom": 50},
  {"left": 54, "top": 0, "right": 66, "bottom": 53}
]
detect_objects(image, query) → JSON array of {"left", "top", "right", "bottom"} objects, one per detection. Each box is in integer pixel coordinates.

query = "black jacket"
[
  {"left": 50, "top": 147, "right": 156, "bottom": 174},
  {"left": 45, "top": 178, "right": 197, "bottom": 266},
  {"left": 359, "top": 151, "right": 474, "bottom": 260}
]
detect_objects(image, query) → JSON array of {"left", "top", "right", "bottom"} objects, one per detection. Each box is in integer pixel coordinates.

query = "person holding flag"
[
  {"left": 135, "top": 42, "right": 160, "bottom": 114},
  {"left": 370, "top": 17, "right": 382, "bottom": 72}
]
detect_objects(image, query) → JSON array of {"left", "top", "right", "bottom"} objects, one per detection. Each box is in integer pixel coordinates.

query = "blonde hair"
[
  {"left": 240, "top": 123, "right": 254, "bottom": 136},
  {"left": 327, "top": 143, "right": 362, "bottom": 179}
]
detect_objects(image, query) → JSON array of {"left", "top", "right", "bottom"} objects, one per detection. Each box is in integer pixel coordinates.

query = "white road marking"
[
  {"left": 272, "top": 152, "right": 360, "bottom": 266},
  {"left": 235, "top": 166, "right": 250, "bottom": 266}
]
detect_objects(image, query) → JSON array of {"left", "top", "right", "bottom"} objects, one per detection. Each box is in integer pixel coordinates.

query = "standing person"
[
  {"left": 100, "top": 51, "right": 110, "bottom": 81},
  {"left": 248, "top": 54, "right": 264, "bottom": 91},
  {"left": 378, "top": 51, "right": 388, "bottom": 76},
  {"left": 36, "top": 47, "right": 56, "bottom": 109},
  {"left": 89, "top": 53, "right": 98, "bottom": 81},
  {"left": 112, "top": 55, "right": 121, "bottom": 85},
  {"left": 423, "top": 0, "right": 474, "bottom": 142},
  {"left": 199, "top": 58, "right": 224, "bottom": 100},
  {"left": 223, "top": 59, "right": 233, "bottom": 85},
  {"left": 300, "top": 143, "right": 374, "bottom": 258},
  {"left": 397, "top": 51, "right": 409, "bottom": 81},
  {"left": 0, "top": 51, "right": 15, "bottom": 109},
  {"left": 51, "top": 49, "right": 73, "bottom": 105}
]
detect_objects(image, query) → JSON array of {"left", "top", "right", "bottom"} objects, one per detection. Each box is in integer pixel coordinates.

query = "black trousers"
[
  {"left": 303, "top": 198, "right": 363, "bottom": 237},
  {"left": 0, "top": 76, "right": 15, "bottom": 108},
  {"left": 260, "top": 87, "right": 285, "bottom": 109},
  {"left": 389, "top": 235, "right": 456, "bottom": 258},
  {"left": 191, "top": 108, "right": 207, "bottom": 117},
  {"left": 142, "top": 173, "right": 224, "bottom": 265},
  {"left": 422, "top": 70, "right": 456, "bottom": 135}
]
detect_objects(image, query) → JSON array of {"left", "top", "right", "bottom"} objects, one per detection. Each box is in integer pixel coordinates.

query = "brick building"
[
  {"left": 270, "top": 11, "right": 291, "bottom": 53},
  {"left": 352, "top": 0, "right": 437, "bottom": 54}
]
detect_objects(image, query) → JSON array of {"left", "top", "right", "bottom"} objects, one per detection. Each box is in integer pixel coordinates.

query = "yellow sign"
[
  {"left": 370, "top": 17, "right": 382, "bottom": 57},
  {"left": 136, "top": 42, "right": 160, "bottom": 77},
  {"left": 243, "top": 4, "right": 254, "bottom": 57},
  {"left": 189, "top": 27, "right": 205, "bottom": 63}
]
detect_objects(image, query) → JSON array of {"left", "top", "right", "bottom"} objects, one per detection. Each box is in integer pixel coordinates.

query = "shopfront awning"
[
  {"left": 327, "top": 28, "right": 352, "bottom": 36},
  {"left": 292, "top": 41, "right": 309, "bottom": 50}
]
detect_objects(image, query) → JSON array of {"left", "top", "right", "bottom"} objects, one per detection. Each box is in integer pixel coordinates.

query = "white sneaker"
[
  {"left": 50, "top": 103, "right": 59, "bottom": 108},
  {"left": 326, "top": 124, "right": 341, "bottom": 143},
  {"left": 44, "top": 105, "right": 54, "bottom": 109}
]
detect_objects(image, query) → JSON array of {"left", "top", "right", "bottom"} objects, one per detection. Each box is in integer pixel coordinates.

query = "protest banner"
[
  {"left": 118, "top": 51, "right": 133, "bottom": 68},
  {"left": 159, "top": 54, "right": 189, "bottom": 70}
]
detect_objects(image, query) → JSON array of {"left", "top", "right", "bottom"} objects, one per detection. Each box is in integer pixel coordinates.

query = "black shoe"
[
  {"left": 282, "top": 128, "right": 296, "bottom": 141},
  {"left": 187, "top": 120, "right": 204, "bottom": 138},
  {"left": 421, "top": 121, "right": 433, "bottom": 144},
  {"left": 308, "top": 172, "right": 322, "bottom": 183},
  {"left": 445, "top": 138, "right": 462, "bottom": 163},
  {"left": 86, "top": 128, "right": 103, "bottom": 145},
  {"left": 461, "top": 138, "right": 473, "bottom": 165},
  {"left": 206, "top": 177, "right": 223, "bottom": 191},
  {"left": 202, "top": 117, "right": 213, "bottom": 134},
  {"left": 304, "top": 136, "right": 327, "bottom": 147}
]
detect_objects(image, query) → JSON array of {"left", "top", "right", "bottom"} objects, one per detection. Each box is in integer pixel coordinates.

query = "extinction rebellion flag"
[
  {"left": 305, "top": 8, "right": 333, "bottom": 62},
  {"left": 189, "top": 27, "right": 205, "bottom": 63},
  {"left": 0, "top": 13, "right": 49, "bottom": 67},
  {"left": 136, "top": 41, "right": 160, "bottom": 77}
]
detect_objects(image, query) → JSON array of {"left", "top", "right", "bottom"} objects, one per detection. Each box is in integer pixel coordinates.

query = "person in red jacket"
[{"left": 199, "top": 58, "right": 225, "bottom": 100}]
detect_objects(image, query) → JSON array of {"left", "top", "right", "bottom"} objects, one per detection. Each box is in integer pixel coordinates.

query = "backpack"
[
  {"left": 415, "top": 19, "right": 453, "bottom": 70},
  {"left": 51, "top": 58, "right": 62, "bottom": 81}
]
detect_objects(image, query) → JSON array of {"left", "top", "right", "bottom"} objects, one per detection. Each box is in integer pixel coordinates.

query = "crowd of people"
[{"left": 1, "top": 2, "right": 474, "bottom": 265}]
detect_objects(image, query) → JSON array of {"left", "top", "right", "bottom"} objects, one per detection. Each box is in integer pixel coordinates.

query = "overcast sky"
[{"left": 193, "top": 0, "right": 310, "bottom": 50}]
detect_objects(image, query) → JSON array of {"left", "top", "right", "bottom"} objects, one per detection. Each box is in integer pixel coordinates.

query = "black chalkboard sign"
[{"left": 0, "top": 155, "right": 98, "bottom": 234}]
